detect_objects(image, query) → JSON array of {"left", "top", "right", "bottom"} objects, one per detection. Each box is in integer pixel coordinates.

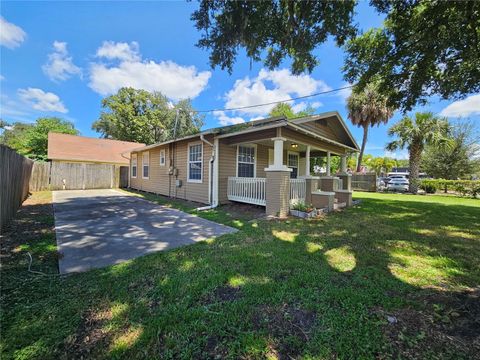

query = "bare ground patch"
[
  {"left": 61, "top": 307, "right": 114, "bottom": 359},
  {"left": 203, "top": 285, "right": 243, "bottom": 304},
  {"left": 252, "top": 303, "right": 317, "bottom": 359},
  {"left": 375, "top": 288, "right": 480, "bottom": 359}
]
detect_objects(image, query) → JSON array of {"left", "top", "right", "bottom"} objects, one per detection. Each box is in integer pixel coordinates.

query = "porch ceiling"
[{"left": 232, "top": 138, "right": 333, "bottom": 157}]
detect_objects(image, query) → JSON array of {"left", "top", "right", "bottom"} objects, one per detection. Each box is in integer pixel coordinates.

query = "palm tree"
[
  {"left": 386, "top": 112, "right": 451, "bottom": 193},
  {"left": 347, "top": 83, "right": 395, "bottom": 172}
]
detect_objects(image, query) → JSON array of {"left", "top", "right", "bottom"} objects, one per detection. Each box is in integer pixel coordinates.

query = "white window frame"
[
  {"left": 142, "top": 151, "right": 150, "bottom": 179},
  {"left": 131, "top": 153, "right": 137, "bottom": 178},
  {"left": 159, "top": 148, "right": 166, "bottom": 166},
  {"left": 287, "top": 151, "right": 299, "bottom": 178},
  {"left": 187, "top": 142, "right": 203, "bottom": 183},
  {"left": 236, "top": 144, "right": 257, "bottom": 178}
]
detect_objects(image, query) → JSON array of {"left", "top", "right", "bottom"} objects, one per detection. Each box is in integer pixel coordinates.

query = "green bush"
[
  {"left": 292, "top": 202, "right": 314, "bottom": 212},
  {"left": 419, "top": 179, "right": 480, "bottom": 198},
  {"left": 419, "top": 180, "right": 437, "bottom": 194}
]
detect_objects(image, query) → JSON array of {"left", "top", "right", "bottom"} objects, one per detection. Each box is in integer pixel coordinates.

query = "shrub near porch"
[{"left": 1, "top": 191, "right": 479, "bottom": 359}]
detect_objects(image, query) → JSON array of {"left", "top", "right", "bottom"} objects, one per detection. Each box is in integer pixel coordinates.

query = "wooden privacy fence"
[
  {"left": 351, "top": 172, "right": 377, "bottom": 192},
  {"left": 29, "top": 161, "right": 127, "bottom": 191},
  {"left": 0, "top": 145, "right": 33, "bottom": 232}
]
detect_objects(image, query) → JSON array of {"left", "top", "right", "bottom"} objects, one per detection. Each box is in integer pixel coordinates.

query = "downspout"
[{"left": 196, "top": 134, "right": 217, "bottom": 211}]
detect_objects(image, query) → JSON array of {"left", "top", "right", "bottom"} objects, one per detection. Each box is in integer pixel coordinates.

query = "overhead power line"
[{"left": 196, "top": 84, "right": 355, "bottom": 113}]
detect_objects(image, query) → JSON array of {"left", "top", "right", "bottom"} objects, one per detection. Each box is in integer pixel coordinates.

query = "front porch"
[{"left": 223, "top": 134, "right": 353, "bottom": 216}]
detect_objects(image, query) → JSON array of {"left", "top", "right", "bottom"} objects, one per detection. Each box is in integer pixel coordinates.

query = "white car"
[{"left": 387, "top": 178, "right": 409, "bottom": 192}]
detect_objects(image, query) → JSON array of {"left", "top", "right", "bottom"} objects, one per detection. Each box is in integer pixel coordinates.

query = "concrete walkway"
[{"left": 53, "top": 189, "right": 237, "bottom": 273}]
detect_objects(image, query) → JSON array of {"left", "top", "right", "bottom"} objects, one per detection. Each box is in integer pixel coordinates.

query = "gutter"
[{"left": 199, "top": 134, "right": 217, "bottom": 210}]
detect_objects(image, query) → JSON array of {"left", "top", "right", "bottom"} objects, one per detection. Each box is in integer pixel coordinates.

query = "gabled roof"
[
  {"left": 48, "top": 133, "right": 144, "bottom": 164},
  {"left": 129, "top": 111, "right": 359, "bottom": 153}
]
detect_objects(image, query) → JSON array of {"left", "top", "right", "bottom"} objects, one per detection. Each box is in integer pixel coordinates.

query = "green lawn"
[{"left": 1, "top": 191, "right": 479, "bottom": 359}]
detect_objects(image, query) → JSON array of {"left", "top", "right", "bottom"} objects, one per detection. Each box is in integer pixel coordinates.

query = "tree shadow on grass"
[{"left": 1, "top": 194, "right": 479, "bottom": 359}]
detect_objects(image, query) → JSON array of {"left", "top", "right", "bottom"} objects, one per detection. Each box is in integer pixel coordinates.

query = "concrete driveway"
[{"left": 53, "top": 189, "right": 237, "bottom": 273}]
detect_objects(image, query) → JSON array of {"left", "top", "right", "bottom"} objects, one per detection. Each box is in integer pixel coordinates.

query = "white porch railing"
[
  {"left": 227, "top": 177, "right": 266, "bottom": 206},
  {"left": 290, "top": 178, "right": 306, "bottom": 205}
]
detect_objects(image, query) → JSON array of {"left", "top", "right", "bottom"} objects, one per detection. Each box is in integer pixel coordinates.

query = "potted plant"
[{"left": 290, "top": 202, "right": 318, "bottom": 218}]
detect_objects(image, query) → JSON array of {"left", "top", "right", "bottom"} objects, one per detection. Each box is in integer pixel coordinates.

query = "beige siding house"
[{"left": 128, "top": 112, "right": 360, "bottom": 217}]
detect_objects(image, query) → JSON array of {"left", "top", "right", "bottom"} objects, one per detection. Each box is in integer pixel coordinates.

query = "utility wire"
[{"left": 196, "top": 84, "right": 355, "bottom": 113}]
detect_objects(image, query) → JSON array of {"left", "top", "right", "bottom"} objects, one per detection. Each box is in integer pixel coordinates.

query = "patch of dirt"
[
  {"left": 203, "top": 335, "right": 229, "bottom": 359},
  {"left": 375, "top": 288, "right": 480, "bottom": 359},
  {"left": 61, "top": 308, "right": 113, "bottom": 359},
  {"left": 252, "top": 303, "right": 317, "bottom": 359},
  {"left": 203, "top": 285, "right": 243, "bottom": 304},
  {"left": 219, "top": 203, "right": 266, "bottom": 221},
  {"left": 0, "top": 193, "right": 58, "bottom": 270}
]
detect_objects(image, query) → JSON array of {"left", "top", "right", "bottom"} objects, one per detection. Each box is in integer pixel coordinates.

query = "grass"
[{"left": 1, "top": 191, "right": 479, "bottom": 359}]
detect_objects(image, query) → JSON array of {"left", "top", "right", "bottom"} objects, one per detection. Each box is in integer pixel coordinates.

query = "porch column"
[
  {"left": 326, "top": 151, "right": 331, "bottom": 176},
  {"left": 305, "top": 145, "right": 311, "bottom": 177},
  {"left": 303, "top": 145, "right": 319, "bottom": 205},
  {"left": 265, "top": 137, "right": 291, "bottom": 217},
  {"left": 341, "top": 155, "right": 347, "bottom": 173},
  {"left": 272, "top": 137, "right": 286, "bottom": 169},
  {"left": 338, "top": 154, "right": 352, "bottom": 191}
]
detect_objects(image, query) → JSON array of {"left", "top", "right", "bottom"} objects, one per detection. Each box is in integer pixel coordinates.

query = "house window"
[
  {"left": 131, "top": 154, "right": 137, "bottom": 178},
  {"left": 237, "top": 145, "right": 256, "bottom": 177},
  {"left": 288, "top": 152, "right": 299, "bottom": 179},
  {"left": 188, "top": 143, "right": 203, "bottom": 182},
  {"left": 159, "top": 149, "right": 166, "bottom": 166},
  {"left": 142, "top": 152, "right": 149, "bottom": 179}
]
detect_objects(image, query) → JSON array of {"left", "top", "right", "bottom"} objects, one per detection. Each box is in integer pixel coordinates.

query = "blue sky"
[{"left": 1, "top": 1, "right": 479, "bottom": 159}]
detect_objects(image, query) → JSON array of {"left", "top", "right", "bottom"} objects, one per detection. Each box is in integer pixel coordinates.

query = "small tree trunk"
[
  {"left": 409, "top": 142, "right": 422, "bottom": 193},
  {"left": 356, "top": 124, "right": 369, "bottom": 172}
]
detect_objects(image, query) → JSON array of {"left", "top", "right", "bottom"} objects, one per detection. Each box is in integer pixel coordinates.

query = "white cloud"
[
  {"left": 0, "top": 17, "right": 26, "bottom": 49},
  {"left": 89, "top": 41, "right": 211, "bottom": 100},
  {"left": 18, "top": 88, "right": 67, "bottom": 113},
  {"left": 385, "top": 150, "right": 408, "bottom": 160},
  {"left": 42, "top": 41, "right": 82, "bottom": 81},
  {"left": 337, "top": 83, "right": 353, "bottom": 104},
  {"left": 96, "top": 41, "right": 140, "bottom": 62},
  {"left": 0, "top": 94, "right": 31, "bottom": 120},
  {"left": 213, "top": 111, "right": 245, "bottom": 126},
  {"left": 223, "top": 69, "right": 331, "bottom": 116},
  {"left": 0, "top": 75, "right": 4, "bottom": 81},
  {"left": 440, "top": 94, "right": 480, "bottom": 117}
]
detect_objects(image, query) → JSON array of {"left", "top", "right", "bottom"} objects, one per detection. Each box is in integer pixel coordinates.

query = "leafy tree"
[
  {"left": 386, "top": 112, "right": 450, "bottom": 193},
  {"left": 344, "top": 1, "right": 480, "bottom": 112},
  {"left": 346, "top": 82, "right": 395, "bottom": 172},
  {"left": 0, "top": 117, "right": 78, "bottom": 160},
  {"left": 24, "top": 117, "right": 78, "bottom": 160},
  {"left": 92, "top": 87, "right": 203, "bottom": 145},
  {"left": 268, "top": 102, "right": 315, "bottom": 119},
  {"left": 370, "top": 156, "right": 396, "bottom": 175},
  {"left": 422, "top": 121, "right": 480, "bottom": 180},
  {"left": 0, "top": 122, "right": 33, "bottom": 151},
  {"left": 191, "top": 1, "right": 357, "bottom": 74},
  {"left": 192, "top": 1, "right": 479, "bottom": 111}
]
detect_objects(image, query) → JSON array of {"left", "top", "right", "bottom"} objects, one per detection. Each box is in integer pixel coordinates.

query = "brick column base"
[
  {"left": 337, "top": 174, "right": 352, "bottom": 191},
  {"left": 311, "top": 191, "right": 335, "bottom": 212},
  {"left": 335, "top": 189, "right": 353, "bottom": 207},
  {"left": 320, "top": 176, "right": 340, "bottom": 192},
  {"left": 304, "top": 177, "right": 319, "bottom": 205},
  {"left": 265, "top": 170, "right": 291, "bottom": 217}
]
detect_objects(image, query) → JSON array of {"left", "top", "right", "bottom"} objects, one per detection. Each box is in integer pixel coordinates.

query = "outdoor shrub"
[
  {"left": 292, "top": 202, "right": 314, "bottom": 212},
  {"left": 419, "top": 179, "right": 480, "bottom": 198},
  {"left": 420, "top": 180, "right": 437, "bottom": 194}
]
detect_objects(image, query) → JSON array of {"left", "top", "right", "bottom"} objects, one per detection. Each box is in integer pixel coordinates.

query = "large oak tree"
[{"left": 192, "top": 1, "right": 480, "bottom": 111}]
